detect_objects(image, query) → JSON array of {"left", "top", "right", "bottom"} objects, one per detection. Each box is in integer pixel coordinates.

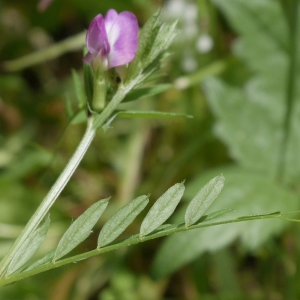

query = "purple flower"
[{"left": 83, "top": 9, "right": 139, "bottom": 70}]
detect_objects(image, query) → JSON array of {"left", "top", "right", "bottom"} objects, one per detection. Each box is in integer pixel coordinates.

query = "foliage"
[
  {"left": 152, "top": 0, "right": 300, "bottom": 283},
  {"left": 1, "top": 0, "right": 300, "bottom": 299},
  {"left": 152, "top": 167, "right": 298, "bottom": 278}
]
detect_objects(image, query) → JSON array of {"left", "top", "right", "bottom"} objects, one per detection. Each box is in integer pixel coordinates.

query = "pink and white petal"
[
  {"left": 107, "top": 11, "right": 139, "bottom": 68},
  {"left": 86, "top": 15, "right": 108, "bottom": 54},
  {"left": 104, "top": 9, "right": 119, "bottom": 33}
]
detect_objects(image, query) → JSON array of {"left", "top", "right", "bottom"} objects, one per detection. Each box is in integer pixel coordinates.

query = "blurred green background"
[{"left": 1, "top": 0, "right": 300, "bottom": 299}]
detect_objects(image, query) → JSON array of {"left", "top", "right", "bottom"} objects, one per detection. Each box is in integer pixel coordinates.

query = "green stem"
[
  {"left": 277, "top": 0, "right": 299, "bottom": 182},
  {"left": 0, "top": 211, "right": 288, "bottom": 287},
  {"left": 92, "top": 82, "right": 135, "bottom": 130},
  {"left": 0, "top": 82, "right": 135, "bottom": 277}
]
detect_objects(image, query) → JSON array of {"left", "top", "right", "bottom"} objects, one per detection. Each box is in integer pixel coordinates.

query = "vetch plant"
[
  {"left": 0, "top": 8, "right": 183, "bottom": 285},
  {"left": 0, "top": 8, "right": 297, "bottom": 288}
]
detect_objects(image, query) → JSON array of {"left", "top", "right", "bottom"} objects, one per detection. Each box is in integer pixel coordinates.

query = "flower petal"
[
  {"left": 105, "top": 11, "right": 139, "bottom": 68},
  {"left": 86, "top": 14, "right": 109, "bottom": 55},
  {"left": 82, "top": 52, "right": 94, "bottom": 65},
  {"left": 104, "top": 9, "right": 119, "bottom": 33}
]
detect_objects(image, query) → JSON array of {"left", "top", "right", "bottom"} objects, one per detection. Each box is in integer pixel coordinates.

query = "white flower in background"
[
  {"left": 181, "top": 56, "right": 198, "bottom": 72},
  {"left": 163, "top": 0, "right": 199, "bottom": 39},
  {"left": 184, "top": 22, "right": 199, "bottom": 39},
  {"left": 163, "top": 0, "right": 213, "bottom": 73},
  {"left": 196, "top": 34, "right": 214, "bottom": 53},
  {"left": 183, "top": 2, "right": 198, "bottom": 24},
  {"left": 163, "top": 0, "right": 186, "bottom": 19}
]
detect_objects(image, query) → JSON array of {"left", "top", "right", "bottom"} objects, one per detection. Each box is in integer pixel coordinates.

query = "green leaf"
[
  {"left": 139, "top": 208, "right": 234, "bottom": 238},
  {"left": 236, "top": 211, "right": 281, "bottom": 221},
  {"left": 6, "top": 216, "right": 50, "bottom": 275},
  {"left": 140, "top": 182, "right": 185, "bottom": 237},
  {"left": 151, "top": 167, "right": 299, "bottom": 279},
  {"left": 145, "top": 21, "right": 177, "bottom": 67},
  {"left": 138, "top": 46, "right": 173, "bottom": 85},
  {"left": 123, "top": 84, "right": 173, "bottom": 103},
  {"left": 126, "top": 11, "right": 161, "bottom": 81},
  {"left": 72, "top": 69, "right": 85, "bottom": 107},
  {"left": 185, "top": 174, "right": 225, "bottom": 227},
  {"left": 64, "top": 94, "right": 74, "bottom": 118},
  {"left": 125, "top": 11, "right": 177, "bottom": 84},
  {"left": 204, "top": 77, "right": 277, "bottom": 173},
  {"left": 102, "top": 110, "right": 192, "bottom": 132},
  {"left": 70, "top": 109, "right": 87, "bottom": 124},
  {"left": 204, "top": 0, "right": 300, "bottom": 184},
  {"left": 117, "top": 110, "right": 193, "bottom": 119},
  {"left": 143, "top": 72, "right": 167, "bottom": 83},
  {"left": 25, "top": 249, "right": 56, "bottom": 271},
  {"left": 97, "top": 195, "right": 149, "bottom": 247},
  {"left": 84, "top": 63, "right": 94, "bottom": 107},
  {"left": 200, "top": 208, "right": 234, "bottom": 223},
  {"left": 54, "top": 198, "right": 109, "bottom": 261},
  {"left": 211, "top": 0, "right": 289, "bottom": 73}
]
